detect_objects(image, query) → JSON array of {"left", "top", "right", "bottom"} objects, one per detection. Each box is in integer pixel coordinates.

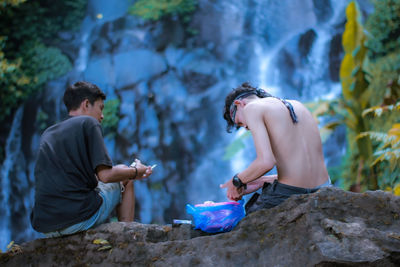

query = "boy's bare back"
[{"left": 244, "top": 97, "right": 329, "bottom": 188}]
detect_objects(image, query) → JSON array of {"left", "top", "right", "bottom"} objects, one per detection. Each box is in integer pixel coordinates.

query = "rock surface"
[{"left": 2, "top": 187, "right": 400, "bottom": 266}]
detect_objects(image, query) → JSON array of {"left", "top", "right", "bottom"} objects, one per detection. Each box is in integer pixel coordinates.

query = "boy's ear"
[
  {"left": 80, "top": 99, "right": 90, "bottom": 111},
  {"left": 234, "top": 99, "right": 245, "bottom": 107}
]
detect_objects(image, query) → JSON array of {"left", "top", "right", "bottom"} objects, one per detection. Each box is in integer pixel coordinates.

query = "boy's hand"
[
  {"left": 131, "top": 159, "right": 153, "bottom": 180},
  {"left": 220, "top": 179, "right": 243, "bottom": 201}
]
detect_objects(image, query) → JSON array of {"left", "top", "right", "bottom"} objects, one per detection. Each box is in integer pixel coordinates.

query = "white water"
[
  {"left": 257, "top": 0, "right": 349, "bottom": 100},
  {"left": 0, "top": 107, "right": 24, "bottom": 252}
]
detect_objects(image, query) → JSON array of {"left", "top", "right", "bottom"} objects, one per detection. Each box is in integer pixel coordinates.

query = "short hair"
[
  {"left": 63, "top": 81, "right": 106, "bottom": 112},
  {"left": 223, "top": 82, "right": 271, "bottom": 133}
]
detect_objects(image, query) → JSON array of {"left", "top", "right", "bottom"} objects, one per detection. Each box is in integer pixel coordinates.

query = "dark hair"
[
  {"left": 223, "top": 82, "right": 271, "bottom": 133},
  {"left": 63, "top": 81, "right": 106, "bottom": 112}
]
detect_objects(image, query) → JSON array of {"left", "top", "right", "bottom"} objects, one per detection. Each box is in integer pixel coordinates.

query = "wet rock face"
[{"left": 2, "top": 187, "right": 400, "bottom": 266}]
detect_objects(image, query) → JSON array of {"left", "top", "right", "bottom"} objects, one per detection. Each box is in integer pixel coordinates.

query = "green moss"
[
  {"left": 36, "top": 109, "right": 50, "bottom": 132},
  {"left": 365, "top": 0, "right": 400, "bottom": 59},
  {"left": 150, "top": 182, "right": 163, "bottom": 191},
  {"left": 129, "top": 0, "right": 197, "bottom": 21},
  {"left": 102, "top": 99, "right": 120, "bottom": 139}
]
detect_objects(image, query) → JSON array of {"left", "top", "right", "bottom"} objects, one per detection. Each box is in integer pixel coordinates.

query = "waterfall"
[
  {"left": 256, "top": 0, "right": 349, "bottom": 100},
  {"left": 304, "top": 0, "right": 349, "bottom": 100},
  {"left": 0, "top": 0, "right": 366, "bottom": 250},
  {"left": 75, "top": 16, "right": 97, "bottom": 73},
  {"left": 0, "top": 107, "right": 24, "bottom": 252},
  {"left": 256, "top": 36, "right": 297, "bottom": 98}
]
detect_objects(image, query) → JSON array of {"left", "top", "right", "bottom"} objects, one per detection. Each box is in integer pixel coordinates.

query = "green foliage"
[
  {"left": 362, "top": 101, "right": 400, "bottom": 117},
  {"left": 36, "top": 108, "right": 49, "bottom": 132},
  {"left": 0, "top": 37, "right": 31, "bottom": 121},
  {"left": 129, "top": 0, "right": 197, "bottom": 21},
  {"left": 223, "top": 131, "right": 252, "bottom": 160},
  {"left": 327, "top": 148, "right": 354, "bottom": 190},
  {"left": 359, "top": 104, "right": 400, "bottom": 183},
  {"left": 0, "top": 0, "right": 87, "bottom": 123},
  {"left": 363, "top": 53, "right": 400, "bottom": 106},
  {"left": 0, "top": 41, "right": 71, "bottom": 122},
  {"left": 365, "top": 0, "right": 400, "bottom": 59},
  {"left": 305, "top": 100, "right": 341, "bottom": 143},
  {"left": 339, "top": 1, "right": 377, "bottom": 190},
  {"left": 102, "top": 99, "right": 120, "bottom": 139},
  {"left": 316, "top": 1, "right": 400, "bottom": 191},
  {"left": 0, "top": 0, "right": 26, "bottom": 8},
  {"left": 19, "top": 42, "right": 72, "bottom": 85},
  {"left": 360, "top": 0, "right": 400, "bottom": 191},
  {"left": 0, "top": 0, "right": 87, "bottom": 49},
  {"left": 150, "top": 181, "right": 164, "bottom": 191},
  {"left": 325, "top": 0, "right": 400, "bottom": 192}
]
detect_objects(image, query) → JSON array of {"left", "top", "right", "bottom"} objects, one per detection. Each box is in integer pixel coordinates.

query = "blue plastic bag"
[{"left": 186, "top": 200, "right": 245, "bottom": 233}]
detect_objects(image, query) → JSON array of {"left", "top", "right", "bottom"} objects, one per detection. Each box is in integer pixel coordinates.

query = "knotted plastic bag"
[{"left": 186, "top": 200, "right": 245, "bottom": 233}]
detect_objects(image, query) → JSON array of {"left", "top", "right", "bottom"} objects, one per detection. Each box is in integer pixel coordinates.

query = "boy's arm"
[
  {"left": 242, "top": 175, "right": 277, "bottom": 195},
  {"left": 221, "top": 104, "right": 276, "bottom": 201},
  {"left": 96, "top": 160, "right": 152, "bottom": 183},
  {"left": 238, "top": 104, "right": 276, "bottom": 183}
]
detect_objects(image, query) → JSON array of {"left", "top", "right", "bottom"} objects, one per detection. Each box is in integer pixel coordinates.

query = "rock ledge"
[{"left": 2, "top": 187, "right": 400, "bottom": 266}]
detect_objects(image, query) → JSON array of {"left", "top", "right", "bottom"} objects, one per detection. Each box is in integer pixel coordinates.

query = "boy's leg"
[
  {"left": 117, "top": 180, "right": 135, "bottom": 221},
  {"left": 44, "top": 182, "right": 121, "bottom": 237}
]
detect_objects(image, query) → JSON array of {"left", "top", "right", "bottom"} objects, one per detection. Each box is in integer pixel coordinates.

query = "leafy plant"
[
  {"left": 0, "top": 0, "right": 87, "bottom": 49},
  {"left": 19, "top": 42, "right": 71, "bottom": 85},
  {"left": 102, "top": 99, "right": 120, "bottom": 139},
  {"left": 359, "top": 0, "right": 400, "bottom": 193},
  {"left": 0, "top": 0, "right": 26, "bottom": 8},
  {"left": 363, "top": 53, "right": 400, "bottom": 107},
  {"left": 322, "top": 0, "right": 400, "bottom": 192},
  {"left": 358, "top": 123, "right": 400, "bottom": 167},
  {"left": 312, "top": 1, "right": 400, "bottom": 191},
  {"left": 357, "top": 101, "right": 400, "bottom": 190},
  {"left": 0, "top": 0, "right": 87, "bottom": 123},
  {"left": 338, "top": 0, "right": 376, "bottom": 190},
  {"left": 36, "top": 108, "right": 49, "bottom": 132},
  {"left": 223, "top": 130, "right": 251, "bottom": 160},
  {"left": 0, "top": 41, "right": 71, "bottom": 122},
  {"left": 364, "top": 0, "right": 400, "bottom": 59},
  {"left": 129, "top": 0, "right": 197, "bottom": 21},
  {"left": 0, "top": 37, "right": 30, "bottom": 121}
]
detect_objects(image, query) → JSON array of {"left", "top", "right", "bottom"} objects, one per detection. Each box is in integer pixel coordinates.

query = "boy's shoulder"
[{"left": 66, "top": 115, "right": 100, "bottom": 126}]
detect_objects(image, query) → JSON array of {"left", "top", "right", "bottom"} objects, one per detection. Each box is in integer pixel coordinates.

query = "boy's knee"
[
  {"left": 121, "top": 180, "right": 134, "bottom": 194},
  {"left": 121, "top": 180, "right": 133, "bottom": 187}
]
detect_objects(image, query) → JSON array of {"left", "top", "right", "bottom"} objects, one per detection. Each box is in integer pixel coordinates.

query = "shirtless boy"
[{"left": 220, "top": 82, "right": 331, "bottom": 213}]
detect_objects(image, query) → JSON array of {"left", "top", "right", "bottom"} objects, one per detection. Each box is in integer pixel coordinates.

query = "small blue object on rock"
[{"left": 186, "top": 200, "right": 245, "bottom": 233}]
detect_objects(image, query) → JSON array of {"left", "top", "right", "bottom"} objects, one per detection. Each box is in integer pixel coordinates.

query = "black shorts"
[{"left": 245, "top": 179, "right": 330, "bottom": 214}]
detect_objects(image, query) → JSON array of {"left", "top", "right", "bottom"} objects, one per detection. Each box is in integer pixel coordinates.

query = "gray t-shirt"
[{"left": 31, "top": 115, "right": 112, "bottom": 233}]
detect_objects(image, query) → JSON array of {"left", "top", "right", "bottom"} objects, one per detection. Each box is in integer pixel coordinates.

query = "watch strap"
[{"left": 232, "top": 174, "right": 247, "bottom": 189}]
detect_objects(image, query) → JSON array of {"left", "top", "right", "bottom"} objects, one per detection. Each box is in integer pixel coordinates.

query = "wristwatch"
[
  {"left": 129, "top": 162, "right": 138, "bottom": 180},
  {"left": 232, "top": 174, "right": 247, "bottom": 189}
]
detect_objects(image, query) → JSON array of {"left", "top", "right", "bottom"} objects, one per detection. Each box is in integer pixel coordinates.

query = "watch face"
[{"left": 232, "top": 176, "right": 242, "bottom": 187}]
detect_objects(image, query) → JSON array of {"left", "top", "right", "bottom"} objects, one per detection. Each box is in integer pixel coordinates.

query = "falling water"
[
  {"left": 0, "top": 0, "right": 362, "bottom": 250},
  {"left": 257, "top": 0, "right": 349, "bottom": 100},
  {"left": 0, "top": 107, "right": 24, "bottom": 252},
  {"left": 75, "top": 16, "right": 96, "bottom": 73},
  {"left": 304, "top": 0, "right": 349, "bottom": 99},
  {"left": 256, "top": 35, "right": 298, "bottom": 97}
]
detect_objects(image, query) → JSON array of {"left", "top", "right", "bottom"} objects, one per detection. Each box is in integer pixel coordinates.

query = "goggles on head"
[{"left": 229, "top": 92, "right": 257, "bottom": 125}]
